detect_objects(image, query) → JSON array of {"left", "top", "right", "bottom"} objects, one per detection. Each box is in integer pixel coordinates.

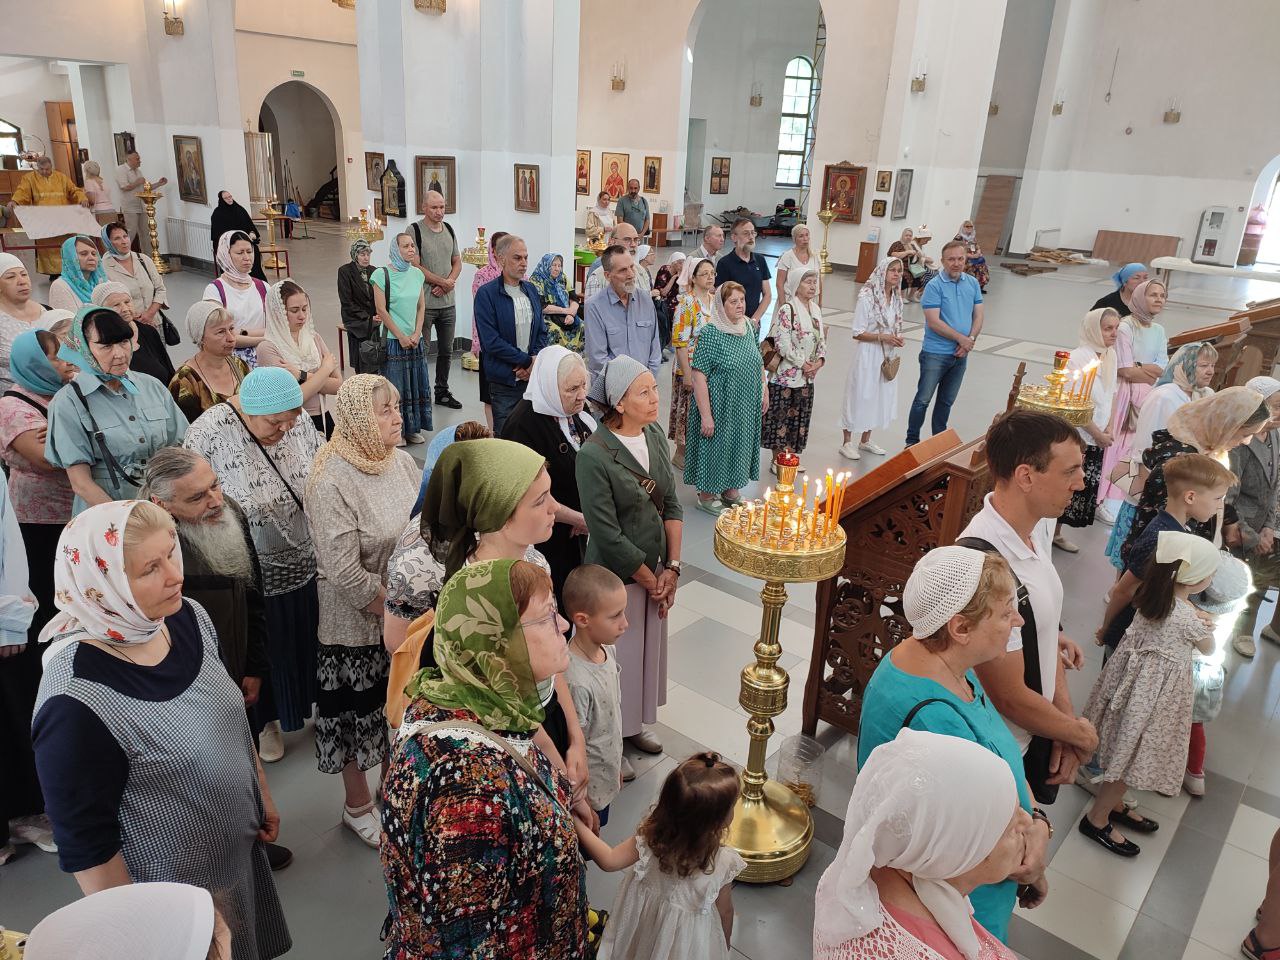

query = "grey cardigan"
[
  {"left": 1228, "top": 429, "right": 1280, "bottom": 552},
  {"left": 576, "top": 422, "right": 682, "bottom": 582}
]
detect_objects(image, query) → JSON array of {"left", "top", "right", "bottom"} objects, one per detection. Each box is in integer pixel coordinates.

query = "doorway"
[
  {"left": 685, "top": 118, "right": 707, "bottom": 203},
  {"left": 258, "top": 81, "right": 341, "bottom": 220}
]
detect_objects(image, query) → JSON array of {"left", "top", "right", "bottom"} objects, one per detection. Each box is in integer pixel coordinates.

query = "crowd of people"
[{"left": 0, "top": 180, "right": 1277, "bottom": 960}]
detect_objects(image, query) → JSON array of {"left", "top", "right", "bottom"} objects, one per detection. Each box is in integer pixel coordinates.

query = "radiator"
[
  {"left": 164, "top": 218, "right": 212, "bottom": 259},
  {"left": 1034, "top": 228, "right": 1061, "bottom": 249}
]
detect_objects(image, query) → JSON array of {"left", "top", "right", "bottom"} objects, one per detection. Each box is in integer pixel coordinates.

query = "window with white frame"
[
  {"left": 774, "top": 56, "right": 814, "bottom": 188},
  {"left": 0, "top": 119, "right": 22, "bottom": 159}
]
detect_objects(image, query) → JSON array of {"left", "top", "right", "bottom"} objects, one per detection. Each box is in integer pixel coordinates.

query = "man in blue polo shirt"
[
  {"left": 715, "top": 217, "right": 772, "bottom": 323},
  {"left": 905, "top": 240, "right": 984, "bottom": 445}
]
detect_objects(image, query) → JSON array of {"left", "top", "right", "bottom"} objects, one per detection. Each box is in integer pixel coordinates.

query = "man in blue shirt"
[
  {"left": 584, "top": 244, "right": 661, "bottom": 379},
  {"left": 906, "top": 240, "right": 984, "bottom": 445},
  {"left": 715, "top": 217, "right": 772, "bottom": 323}
]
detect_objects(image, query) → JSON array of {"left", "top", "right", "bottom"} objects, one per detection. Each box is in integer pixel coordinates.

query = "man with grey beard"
[
  {"left": 715, "top": 216, "right": 772, "bottom": 322},
  {"left": 584, "top": 244, "right": 661, "bottom": 379},
  {"left": 142, "top": 448, "right": 292, "bottom": 871}
]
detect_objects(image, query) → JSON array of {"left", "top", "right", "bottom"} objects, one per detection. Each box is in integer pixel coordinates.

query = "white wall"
[
  {"left": 261, "top": 82, "right": 337, "bottom": 211},
  {"left": 687, "top": 0, "right": 820, "bottom": 214},
  {"left": 978, "top": 0, "right": 1054, "bottom": 177},
  {"left": 0, "top": 56, "right": 71, "bottom": 158},
  {"left": 1012, "top": 0, "right": 1280, "bottom": 257}
]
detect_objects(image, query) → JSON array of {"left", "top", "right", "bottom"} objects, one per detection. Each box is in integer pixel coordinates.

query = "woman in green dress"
[{"left": 684, "top": 281, "right": 767, "bottom": 515}]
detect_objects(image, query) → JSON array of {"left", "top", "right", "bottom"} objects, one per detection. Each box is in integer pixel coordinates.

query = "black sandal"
[
  {"left": 1109, "top": 803, "right": 1160, "bottom": 833},
  {"left": 1078, "top": 815, "right": 1141, "bottom": 857},
  {"left": 1242, "top": 927, "right": 1280, "bottom": 960}
]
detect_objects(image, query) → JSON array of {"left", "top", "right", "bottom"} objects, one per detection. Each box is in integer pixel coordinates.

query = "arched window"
[
  {"left": 0, "top": 119, "right": 22, "bottom": 159},
  {"left": 775, "top": 56, "right": 814, "bottom": 188}
]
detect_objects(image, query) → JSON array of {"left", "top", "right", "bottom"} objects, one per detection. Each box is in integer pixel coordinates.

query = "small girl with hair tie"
[{"left": 574, "top": 752, "right": 745, "bottom": 960}]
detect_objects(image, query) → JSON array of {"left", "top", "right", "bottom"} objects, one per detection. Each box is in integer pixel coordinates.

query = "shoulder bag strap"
[
  {"left": 69, "top": 381, "right": 138, "bottom": 490},
  {"left": 410, "top": 222, "right": 422, "bottom": 255},
  {"left": 398, "top": 718, "right": 565, "bottom": 812},
  {"left": 3, "top": 389, "right": 49, "bottom": 417},
  {"left": 955, "top": 535, "right": 1044, "bottom": 695},
  {"left": 211, "top": 279, "right": 227, "bottom": 306},
  {"left": 253, "top": 279, "right": 267, "bottom": 307},
  {"left": 587, "top": 429, "right": 665, "bottom": 517},
  {"left": 224, "top": 402, "right": 303, "bottom": 510}
]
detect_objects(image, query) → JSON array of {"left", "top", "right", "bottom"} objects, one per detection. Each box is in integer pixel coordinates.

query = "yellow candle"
[
  {"left": 801, "top": 476, "right": 809, "bottom": 514},
  {"left": 825, "top": 469, "right": 834, "bottom": 525},
  {"left": 761, "top": 496, "right": 770, "bottom": 536}
]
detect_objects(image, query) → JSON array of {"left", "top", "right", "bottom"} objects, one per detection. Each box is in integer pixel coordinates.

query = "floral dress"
[
  {"left": 761, "top": 299, "right": 825, "bottom": 454},
  {"left": 668, "top": 293, "right": 710, "bottom": 463},
  {"left": 380, "top": 701, "right": 587, "bottom": 959}
]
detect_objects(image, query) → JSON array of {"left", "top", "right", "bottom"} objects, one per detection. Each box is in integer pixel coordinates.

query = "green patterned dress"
[{"left": 683, "top": 322, "right": 764, "bottom": 494}]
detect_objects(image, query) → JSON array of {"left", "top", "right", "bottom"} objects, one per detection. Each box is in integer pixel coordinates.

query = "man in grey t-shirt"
[{"left": 411, "top": 190, "right": 463, "bottom": 408}]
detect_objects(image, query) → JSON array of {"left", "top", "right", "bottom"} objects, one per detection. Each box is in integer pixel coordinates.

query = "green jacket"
[{"left": 576, "top": 422, "right": 683, "bottom": 581}]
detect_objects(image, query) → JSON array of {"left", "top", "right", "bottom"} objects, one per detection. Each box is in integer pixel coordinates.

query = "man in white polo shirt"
[{"left": 960, "top": 410, "right": 1097, "bottom": 795}]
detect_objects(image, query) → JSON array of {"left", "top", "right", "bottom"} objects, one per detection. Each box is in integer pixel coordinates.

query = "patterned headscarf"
[
  {"left": 349, "top": 238, "right": 372, "bottom": 263},
  {"left": 1168, "top": 386, "right": 1266, "bottom": 456},
  {"left": 404, "top": 558, "right": 546, "bottom": 733},
  {"left": 421, "top": 438, "right": 547, "bottom": 580},
  {"left": 855, "top": 256, "right": 904, "bottom": 334},
  {"left": 61, "top": 305, "right": 138, "bottom": 395},
  {"left": 9, "top": 329, "right": 65, "bottom": 396},
  {"left": 1077, "top": 307, "right": 1119, "bottom": 395},
  {"left": 58, "top": 235, "right": 106, "bottom": 305},
  {"left": 215, "top": 230, "right": 253, "bottom": 283},
  {"left": 39, "top": 501, "right": 178, "bottom": 654},
  {"left": 1157, "top": 341, "right": 1217, "bottom": 398},
  {"left": 530, "top": 253, "right": 569, "bottom": 308},
  {"left": 470, "top": 234, "right": 506, "bottom": 295},
  {"left": 309, "top": 373, "right": 397, "bottom": 490},
  {"left": 263, "top": 279, "right": 321, "bottom": 371},
  {"left": 1126, "top": 278, "right": 1165, "bottom": 328},
  {"left": 101, "top": 224, "right": 130, "bottom": 261}
]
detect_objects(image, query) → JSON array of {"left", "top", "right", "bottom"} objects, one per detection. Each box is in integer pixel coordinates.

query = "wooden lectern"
[
  {"left": 1167, "top": 296, "right": 1280, "bottom": 390},
  {"left": 801, "top": 430, "right": 994, "bottom": 736}
]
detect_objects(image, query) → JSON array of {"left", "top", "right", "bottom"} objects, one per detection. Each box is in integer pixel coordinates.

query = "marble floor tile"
[
  {"left": 1016, "top": 867, "right": 1138, "bottom": 959},
  {"left": 1189, "top": 843, "right": 1268, "bottom": 955}
]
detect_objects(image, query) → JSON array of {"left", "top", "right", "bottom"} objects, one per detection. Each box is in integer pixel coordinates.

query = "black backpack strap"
[{"left": 955, "top": 536, "right": 1044, "bottom": 695}]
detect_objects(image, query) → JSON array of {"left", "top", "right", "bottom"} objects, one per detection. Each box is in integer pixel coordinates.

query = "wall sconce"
[
  {"left": 1163, "top": 98, "right": 1181, "bottom": 124},
  {"left": 910, "top": 59, "right": 927, "bottom": 94},
  {"left": 749, "top": 82, "right": 763, "bottom": 108},
  {"left": 611, "top": 61, "right": 626, "bottom": 92},
  {"left": 988, "top": 101, "right": 999, "bottom": 116},
  {"left": 414, "top": 0, "right": 446, "bottom": 11},
  {"left": 1051, "top": 99, "right": 1064, "bottom": 116},
  {"left": 162, "top": 0, "right": 184, "bottom": 35},
  {"left": 331, "top": 0, "right": 355, "bottom": 8}
]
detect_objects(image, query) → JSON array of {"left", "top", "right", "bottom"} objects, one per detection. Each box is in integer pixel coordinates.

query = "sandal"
[
  {"left": 1242, "top": 928, "right": 1280, "bottom": 960},
  {"left": 342, "top": 802, "right": 381, "bottom": 849},
  {"left": 1109, "top": 803, "right": 1159, "bottom": 833},
  {"left": 695, "top": 498, "right": 726, "bottom": 517}
]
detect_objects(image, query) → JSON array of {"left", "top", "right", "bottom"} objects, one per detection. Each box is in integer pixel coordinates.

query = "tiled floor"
[{"left": 4, "top": 225, "right": 1280, "bottom": 958}]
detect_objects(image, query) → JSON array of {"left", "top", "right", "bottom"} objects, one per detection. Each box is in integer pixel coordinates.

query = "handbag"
[
  {"left": 880, "top": 332, "right": 901, "bottom": 382},
  {"left": 385, "top": 610, "right": 435, "bottom": 728},
  {"left": 359, "top": 267, "right": 392, "bottom": 370},
  {"left": 158, "top": 308, "right": 182, "bottom": 347},
  {"left": 907, "top": 262, "right": 927, "bottom": 279},
  {"left": 1108, "top": 457, "right": 1150, "bottom": 499},
  {"left": 956, "top": 536, "right": 1060, "bottom": 804},
  {"left": 760, "top": 304, "right": 789, "bottom": 374}
]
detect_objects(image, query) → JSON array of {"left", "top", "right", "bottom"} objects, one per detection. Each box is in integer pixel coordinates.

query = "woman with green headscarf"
[
  {"left": 382, "top": 557, "right": 587, "bottom": 959},
  {"left": 337, "top": 237, "right": 377, "bottom": 373},
  {"left": 384, "top": 436, "right": 593, "bottom": 811}
]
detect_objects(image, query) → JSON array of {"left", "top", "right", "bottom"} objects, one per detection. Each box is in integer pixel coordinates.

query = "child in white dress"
[
  {"left": 574, "top": 752, "right": 745, "bottom": 960},
  {"left": 1080, "top": 531, "right": 1219, "bottom": 857}
]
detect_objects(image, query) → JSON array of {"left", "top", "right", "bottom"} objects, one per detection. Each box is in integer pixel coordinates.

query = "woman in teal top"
[
  {"left": 371, "top": 233, "right": 430, "bottom": 443},
  {"left": 857, "top": 546, "right": 1050, "bottom": 943},
  {"left": 45, "top": 306, "right": 187, "bottom": 514}
]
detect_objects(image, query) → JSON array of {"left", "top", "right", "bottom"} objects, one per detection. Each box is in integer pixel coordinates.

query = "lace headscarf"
[
  {"left": 89, "top": 281, "right": 131, "bottom": 313},
  {"left": 1077, "top": 307, "right": 1119, "bottom": 394},
  {"left": 1126, "top": 279, "right": 1165, "bottom": 328},
  {"left": 1156, "top": 341, "right": 1217, "bottom": 398},
  {"left": 813, "top": 729, "right": 1018, "bottom": 960},
  {"left": 1168, "top": 386, "right": 1266, "bottom": 456},
  {"left": 309, "top": 373, "right": 397, "bottom": 490},
  {"left": 214, "top": 230, "right": 253, "bottom": 283},
  {"left": 263, "top": 279, "right": 321, "bottom": 371},
  {"left": 59, "top": 235, "right": 106, "bottom": 304},
  {"left": 856, "top": 257, "right": 904, "bottom": 334}
]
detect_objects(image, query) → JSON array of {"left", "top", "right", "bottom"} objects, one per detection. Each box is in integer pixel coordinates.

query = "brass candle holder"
[
  {"left": 345, "top": 208, "right": 384, "bottom": 245},
  {"left": 712, "top": 450, "right": 848, "bottom": 882},
  {"left": 461, "top": 225, "right": 490, "bottom": 267},
  {"left": 1014, "top": 349, "right": 1097, "bottom": 426},
  {"left": 136, "top": 182, "right": 170, "bottom": 276},
  {"left": 817, "top": 204, "right": 836, "bottom": 275}
]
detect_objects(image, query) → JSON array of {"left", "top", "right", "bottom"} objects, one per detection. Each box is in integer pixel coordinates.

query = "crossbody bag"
[
  {"left": 225, "top": 402, "right": 304, "bottom": 510},
  {"left": 69, "top": 381, "right": 140, "bottom": 491}
]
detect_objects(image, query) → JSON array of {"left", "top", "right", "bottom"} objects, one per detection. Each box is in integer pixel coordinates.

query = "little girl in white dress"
[{"left": 574, "top": 752, "right": 745, "bottom": 960}]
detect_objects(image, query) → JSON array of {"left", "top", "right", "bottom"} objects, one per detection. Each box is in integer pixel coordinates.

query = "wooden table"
[{"left": 259, "top": 245, "right": 290, "bottom": 279}]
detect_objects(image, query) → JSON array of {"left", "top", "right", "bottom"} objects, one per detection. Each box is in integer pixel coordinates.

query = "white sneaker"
[
  {"left": 1183, "top": 770, "right": 1206, "bottom": 797},
  {"left": 839, "top": 442, "right": 861, "bottom": 461},
  {"left": 342, "top": 805, "right": 381, "bottom": 848},
  {"left": 1096, "top": 503, "right": 1117, "bottom": 525},
  {"left": 405, "top": 432, "right": 426, "bottom": 445},
  {"left": 8, "top": 814, "right": 56, "bottom": 853},
  {"left": 859, "top": 441, "right": 888, "bottom": 456},
  {"left": 259, "top": 720, "right": 284, "bottom": 763}
]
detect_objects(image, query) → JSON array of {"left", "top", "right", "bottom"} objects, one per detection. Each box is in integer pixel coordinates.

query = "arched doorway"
[
  {"left": 1243, "top": 155, "right": 1280, "bottom": 267},
  {"left": 258, "top": 81, "right": 342, "bottom": 221}
]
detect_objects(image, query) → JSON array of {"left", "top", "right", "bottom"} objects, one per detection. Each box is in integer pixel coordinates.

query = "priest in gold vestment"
[{"left": 4, "top": 156, "right": 90, "bottom": 276}]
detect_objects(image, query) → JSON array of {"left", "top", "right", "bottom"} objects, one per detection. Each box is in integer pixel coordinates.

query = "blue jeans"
[
  {"left": 905, "top": 351, "right": 968, "bottom": 445},
  {"left": 489, "top": 380, "right": 525, "bottom": 435}
]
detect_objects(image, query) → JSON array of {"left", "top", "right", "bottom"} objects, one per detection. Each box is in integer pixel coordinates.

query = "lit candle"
[
  {"left": 825, "top": 469, "right": 834, "bottom": 526},
  {"left": 761, "top": 494, "right": 770, "bottom": 537}
]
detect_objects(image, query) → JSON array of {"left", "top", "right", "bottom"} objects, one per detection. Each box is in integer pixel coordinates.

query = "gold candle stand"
[
  {"left": 712, "top": 454, "right": 847, "bottom": 882},
  {"left": 136, "top": 182, "right": 170, "bottom": 276},
  {"left": 461, "top": 226, "right": 490, "bottom": 267},
  {"left": 1014, "top": 349, "right": 1096, "bottom": 426},
  {"left": 261, "top": 199, "right": 283, "bottom": 271},
  {"left": 817, "top": 204, "right": 836, "bottom": 275},
  {"left": 346, "top": 209, "right": 385, "bottom": 246}
]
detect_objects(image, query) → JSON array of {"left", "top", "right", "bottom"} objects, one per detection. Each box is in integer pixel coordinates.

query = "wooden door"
[{"left": 974, "top": 175, "right": 1015, "bottom": 256}]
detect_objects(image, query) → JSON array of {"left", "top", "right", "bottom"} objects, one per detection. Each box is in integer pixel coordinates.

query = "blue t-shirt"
[
  {"left": 1101, "top": 510, "right": 1188, "bottom": 648},
  {"left": 920, "top": 271, "right": 983, "bottom": 355},
  {"left": 858, "top": 650, "right": 1030, "bottom": 944}
]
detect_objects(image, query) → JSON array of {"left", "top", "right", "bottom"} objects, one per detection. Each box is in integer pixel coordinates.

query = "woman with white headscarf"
[
  {"left": 840, "top": 256, "right": 905, "bottom": 461},
  {"left": 168, "top": 301, "right": 250, "bottom": 422},
  {"left": 1055, "top": 307, "right": 1122, "bottom": 552},
  {"left": 203, "top": 230, "right": 269, "bottom": 367},
  {"left": 762, "top": 265, "right": 825, "bottom": 463},
  {"left": 31, "top": 500, "right": 290, "bottom": 959},
  {"left": 0, "top": 252, "right": 47, "bottom": 393},
  {"left": 256, "top": 278, "right": 342, "bottom": 437},
  {"left": 501, "top": 344, "right": 594, "bottom": 604},
  {"left": 814, "top": 728, "right": 1029, "bottom": 960}
]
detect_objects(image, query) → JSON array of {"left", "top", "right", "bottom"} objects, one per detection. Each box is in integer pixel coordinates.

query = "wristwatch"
[
  {"left": 667, "top": 561, "right": 683, "bottom": 577},
  {"left": 1031, "top": 806, "right": 1053, "bottom": 838},
  {"left": 297, "top": 370, "right": 309, "bottom": 385}
]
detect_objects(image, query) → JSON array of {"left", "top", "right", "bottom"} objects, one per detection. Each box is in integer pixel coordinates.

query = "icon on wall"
[
  {"left": 601, "top": 152, "right": 629, "bottom": 201},
  {"left": 891, "top": 168, "right": 913, "bottom": 220},
  {"left": 875, "top": 170, "right": 892, "bottom": 192},
  {"left": 871, "top": 199, "right": 887, "bottom": 217},
  {"left": 514, "top": 163, "right": 540, "bottom": 213},
  {"left": 415, "top": 156, "right": 456, "bottom": 214},
  {"left": 576, "top": 149, "right": 590, "bottom": 196},
  {"left": 710, "top": 156, "right": 730, "bottom": 195},
  {"left": 381, "top": 159, "right": 407, "bottom": 219},
  {"left": 365, "top": 152, "right": 385, "bottom": 192},
  {"left": 819, "top": 163, "right": 867, "bottom": 224},
  {"left": 643, "top": 156, "right": 661, "bottom": 194},
  {"left": 172, "top": 135, "right": 207, "bottom": 205}
]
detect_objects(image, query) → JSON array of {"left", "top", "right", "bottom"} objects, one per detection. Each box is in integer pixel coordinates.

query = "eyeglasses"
[{"left": 519, "top": 609, "right": 560, "bottom": 630}]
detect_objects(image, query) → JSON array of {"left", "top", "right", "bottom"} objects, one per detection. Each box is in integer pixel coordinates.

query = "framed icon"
[
  {"left": 876, "top": 170, "right": 892, "bottom": 192},
  {"left": 365, "top": 152, "right": 385, "bottom": 191},
  {"left": 891, "top": 168, "right": 914, "bottom": 220},
  {"left": 172, "top": 135, "right": 208, "bottom": 205},
  {"left": 642, "top": 156, "right": 662, "bottom": 194},
  {"left": 514, "top": 163, "right": 540, "bottom": 213},
  {"left": 819, "top": 163, "right": 867, "bottom": 224},
  {"left": 415, "top": 156, "right": 456, "bottom": 215},
  {"left": 576, "top": 149, "right": 590, "bottom": 196},
  {"left": 871, "top": 199, "right": 887, "bottom": 217},
  {"left": 601, "top": 152, "right": 629, "bottom": 201}
]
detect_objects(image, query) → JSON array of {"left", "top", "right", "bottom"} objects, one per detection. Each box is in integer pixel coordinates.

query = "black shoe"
[
  {"left": 1078, "top": 816, "right": 1140, "bottom": 857},
  {"left": 1109, "top": 803, "right": 1159, "bottom": 833},
  {"left": 435, "top": 392, "right": 463, "bottom": 409},
  {"left": 266, "top": 842, "right": 294, "bottom": 871}
]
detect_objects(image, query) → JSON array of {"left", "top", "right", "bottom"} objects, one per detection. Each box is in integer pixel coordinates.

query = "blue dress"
[{"left": 858, "top": 650, "right": 1032, "bottom": 944}]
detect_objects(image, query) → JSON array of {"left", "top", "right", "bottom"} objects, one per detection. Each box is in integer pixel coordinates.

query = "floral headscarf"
[
  {"left": 529, "top": 253, "right": 569, "bottom": 308},
  {"left": 470, "top": 234, "right": 506, "bottom": 295},
  {"left": 856, "top": 256, "right": 904, "bottom": 333},
  {"left": 1168, "top": 386, "right": 1265, "bottom": 456},
  {"left": 349, "top": 238, "right": 372, "bottom": 263},
  {"left": 61, "top": 305, "right": 139, "bottom": 395},
  {"left": 404, "top": 558, "right": 545, "bottom": 733},
  {"left": 215, "top": 230, "right": 253, "bottom": 283},
  {"left": 263, "top": 279, "right": 321, "bottom": 371},
  {"left": 388, "top": 234, "right": 411, "bottom": 272},
  {"left": 58, "top": 235, "right": 106, "bottom": 304},
  {"left": 1156, "top": 341, "right": 1217, "bottom": 398},
  {"left": 39, "top": 501, "right": 178, "bottom": 657},
  {"left": 1126, "top": 278, "right": 1165, "bottom": 328},
  {"left": 309, "top": 373, "right": 397, "bottom": 490}
]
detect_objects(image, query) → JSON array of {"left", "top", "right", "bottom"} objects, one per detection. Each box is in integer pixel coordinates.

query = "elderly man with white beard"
[
  {"left": 141, "top": 448, "right": 293, "bottom": 872},
  {"left": 584, "top": 244, "right": 662, "bottom": 379}
]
